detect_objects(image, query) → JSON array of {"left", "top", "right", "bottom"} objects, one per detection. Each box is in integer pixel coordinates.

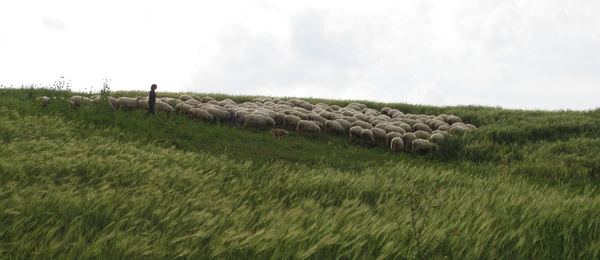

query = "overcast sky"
[{"left": 1, "top": 0, "right": 599, "bottom": 110}]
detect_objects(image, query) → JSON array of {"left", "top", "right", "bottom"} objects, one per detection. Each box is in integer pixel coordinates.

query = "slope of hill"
[{"left": 1, "top": 86, "right": 599, "bottom": 259}]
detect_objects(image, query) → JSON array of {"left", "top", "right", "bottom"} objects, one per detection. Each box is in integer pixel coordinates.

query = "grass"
[{"left": 1, "top": 85, "right": 600, "bottom": 259}]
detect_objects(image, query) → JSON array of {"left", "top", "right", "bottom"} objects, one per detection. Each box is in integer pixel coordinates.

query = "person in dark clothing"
[{"left": 146, "top": 84, "right": 157, "bottom": 115}]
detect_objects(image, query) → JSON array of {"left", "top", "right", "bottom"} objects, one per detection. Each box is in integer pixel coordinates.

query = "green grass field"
[{"left": 1, "top": 86, "right": 600, "bottom": 259}]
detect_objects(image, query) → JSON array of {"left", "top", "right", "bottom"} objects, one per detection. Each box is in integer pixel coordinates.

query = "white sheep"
[
  {"left": 386, "top": 132, "right": 403, "bottom": 147},
  {"left": 296, "top": 120, "right": 320, "bottom": 133},
  {"left": 189, "top": 108, "right": 214, "bottom": 121},
  {"left": 353, "top": 120, "right": 373, "bottom": 129},
  {"left": 155, "top": 101, "right": 175, "bottom": 114},
  {"left": 108, "top": 96, "right": 120, "bottom": 109},
  {"left": 243, "top": 114, "right": 275, "bottom": 128},
  {"left": 118, "top": 97, "right": 140, "bottom": 109},
  {"left": 284, "top": 114, "right": 302, "bottom": 128},
  {"left": 324, "top": 120, "right": 345, "bottom": 134},
  {"left": 349, "top": 126, "right": 363, "bottom": 142},
  {"left": 360, "top": 128, "right": 375, "bottom": 145},
  {"left": 175, "top": 103, "right": 194, "bottom": 115},
  {"left": 413, "top": 122, "right": 433, "bottom": 133},
  {"left": 334, "top": 118, "right": 352, "bottom": 131},
  {"left": 390, "top": 137, "right": 404, "bottom": 152},
  {"left": 371, "top": 127, "right": 387, "bottom": 142},
  {"left": 403, "top": 133, "right": 417, "bottom": 149},
  {"left": 414, "top": 130, "right": 431, "bottom": 140},
  {"left": 412, "top": 139, "right": 437, "bottom": 154},
  {"left": 180, "top": 95, "right": 194, "bottom": 101},
  {"left": 37, "top": 96, "right": 50, "bottom": 107},
  {"left": 429, "top": 133, "right": 444, "bottom": 144}
]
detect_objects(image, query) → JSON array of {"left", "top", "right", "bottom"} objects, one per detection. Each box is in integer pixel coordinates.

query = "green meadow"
[{"left": 1, "top": 86, "right": 599, "bottom": 259}]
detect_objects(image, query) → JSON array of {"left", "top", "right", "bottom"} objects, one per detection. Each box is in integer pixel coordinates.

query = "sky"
[{"left": 1, "top": 0, "right": 599, "bottom": 111}]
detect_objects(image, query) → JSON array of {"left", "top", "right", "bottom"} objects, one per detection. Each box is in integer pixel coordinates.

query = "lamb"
[
  {"left": 324, "top": 120, "right": 345, "bottom": 134},
  {"left": 296, "top": 120, "right": 320, "bottom": 133},
  {"left": 243, "top": 114, "right": 275, "bottom": 128},
  {"left": 271, "top": 128, "right": 289, "bottom": 139},
  {"left": 349, "top": 126, "right": 363, "bottom": 142},
  {"left": 118, "top": 97, "right": 140, "bottom": 109},
  {"left": 188, "top": 108, "right": 214, "bottom": 121},
  {"left": 412, "top": 139, "right": 437, "bottom": 154},
  {"left": 390, "top": 137, "right": 404, "bottom": 152}
]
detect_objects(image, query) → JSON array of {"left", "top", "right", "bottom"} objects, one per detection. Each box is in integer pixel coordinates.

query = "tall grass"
[{"left": 1, "top": 87, "right": 600, "bottom": 259}]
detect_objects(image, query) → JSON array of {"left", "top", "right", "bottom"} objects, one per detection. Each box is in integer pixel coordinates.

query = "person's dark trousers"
[{"left": 146, "top": 102, "right": 155, "bottom": 115}]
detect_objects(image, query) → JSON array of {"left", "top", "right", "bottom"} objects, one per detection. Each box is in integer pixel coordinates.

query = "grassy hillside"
[{"left": 1, "top": 86, "right": 600, "bottom": 259}]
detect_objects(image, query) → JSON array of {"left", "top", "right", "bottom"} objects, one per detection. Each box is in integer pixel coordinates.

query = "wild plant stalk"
[{"left": 409, "top": 183, "right": 440, "bottom": 259}]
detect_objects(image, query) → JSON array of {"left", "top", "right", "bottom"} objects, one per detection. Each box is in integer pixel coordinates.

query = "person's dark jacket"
[{"left": 149, "top": 89, "right": 156, "bottom": 104}]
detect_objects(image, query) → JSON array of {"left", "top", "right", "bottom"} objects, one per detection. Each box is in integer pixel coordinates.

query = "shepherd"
[{"left": 146, "top": 84, "right": 157, "bottom": 115}]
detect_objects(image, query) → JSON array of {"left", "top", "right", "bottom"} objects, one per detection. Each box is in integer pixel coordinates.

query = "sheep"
[
  {"left": 283, "top": 114, "right": 302, "bottom": 128},
  {"left": 384, "top": 125, "right": 405, "bottom": 135},
  {"left": 403, "top": 133, "right": 417, "bottom": 149},
  {"left": 155, "top": 101, "right": 175, "bottom": 114},
  {"left": 334, "top": 118, "right": 352, "bottom": 131},
  {"left": 414, "top": 130, "right": 431, "bottom": 140},
  {"left": 184, "top": 99, "right": 202, "bottom": 107},
  {"left": 360, "top": 128, "right": 375, "bottom": 145},
  {"left": 386, "top": 132, "right": 404, "bottom": 147},
  {"left": 274, "top": 112, "right": 287, "bottom": 126},
  {"left": 175, "top": 103, "right": 194, "bottom": 115},
  {"left": 243, "top": 114, "right": 275, "bottom": 128},
  {"left": 412, "top": 139, "right": 437, "bottom": 154},
  {"left": 190, "top": 94, "right": 203, "bottom": 102},
  {"left": 118, "top": 97, "right": 140, "bottom": 109},
  {"left": 353, "top": 120, "right": 373, "bottom": 129},
  {"left": 324, "top": 120, "right": 345, "bottom": 134},
  {"left": 70, "top": 96, "right": 90, "bottom": 108},
  {"left": 381, "top": 107, "right": 392, "bottom": 115},
  {"left": 202, "top": 96, "right": 216, "bottom": 103},
  {"left": 413, "top": 122, "right": 433, "bottom": 133},
  {"left": 349, "top": 126, "right": 363, "bottom": 142},
  {"left": 390, "top": 137, "right": 404, "bottom": 152},
  {"left": 447, "top": 116, "right": 463, "bottom": 125},
  {"left": 234, "top": 110, "right": 249, "bottom": 125},
  {"left": 204, "top": 106, "right": 230, "bottom": 122},
  {"left": 371, "top": 127, "right": 387, "bottom": 142},
  {"left": 290, "top": 111, "right": 308, "bottom": 120},
  {"left": 138, "top": 99, "right": 150, "bottom": 110},
  {"left": 308, "top": 113, "right": 327, "bottom": 125},
  {"left": 108, "top": 97, "right": 119, "bottom": 109},
  {"left": 296, "top": 120, "right": 320, "bottom": 133},
  {"left": 37, "top": 96, "right": 50, "bottom": 107},
  {"left": 180, "top": 95, "right": 194, "bottom": 102},
  {"left": 429, "top": 133, "right": 445, "bottom": 144},
  {"left": 188, "top": 108, "right": 214, "bottom": 121},
  {"left": 271, "top": 128, "right": 289, "bottom": 139}
]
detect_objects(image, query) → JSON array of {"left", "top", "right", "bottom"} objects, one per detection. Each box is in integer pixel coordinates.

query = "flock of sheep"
[{"left": 37, "top": 94, "right": 476, "bottom": 154}]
